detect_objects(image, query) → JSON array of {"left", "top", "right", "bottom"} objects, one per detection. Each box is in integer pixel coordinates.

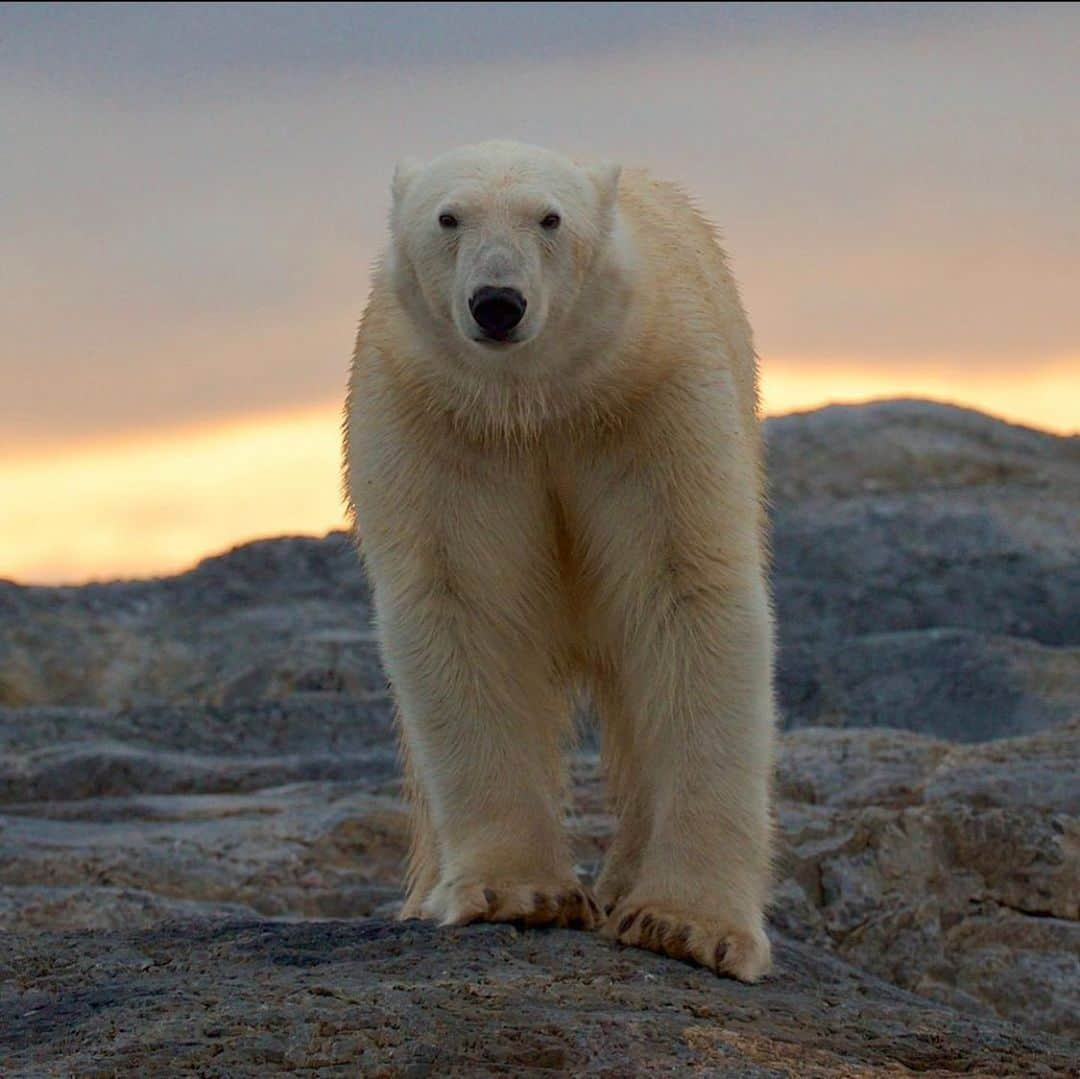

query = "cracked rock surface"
[
  {"left": 1, "top": 401, "right": 1077, "bottom": 1073},
  {"left": 3, "top": 920, "right": 1076, "bottom": 1076}
]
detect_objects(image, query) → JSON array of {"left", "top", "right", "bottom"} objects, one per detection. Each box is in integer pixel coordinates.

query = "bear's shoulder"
[
  {"left": 617, "top": 168, "right": 729, "bottom": 279},
  {"left": 618, "top": 169, "right": 715, "bottom": 232}
]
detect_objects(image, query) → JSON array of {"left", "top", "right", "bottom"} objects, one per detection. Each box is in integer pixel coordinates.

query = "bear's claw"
[
  {"left": 602, "top": 900, "right": 771, "bottom": 982},
  {"left": 423, "top": 877, "right": 600, "bottom": 930}
]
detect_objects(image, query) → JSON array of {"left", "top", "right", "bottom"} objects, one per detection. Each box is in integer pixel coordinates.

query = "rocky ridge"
[{"left": 1, "top": 400, "right": 1077, "bottom": 1074}]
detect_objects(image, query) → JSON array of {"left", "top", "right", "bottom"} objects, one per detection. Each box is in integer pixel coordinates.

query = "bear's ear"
[
  {"left": 391, "top": 157, "right": 423, "bottom": 206},
  {"left": 587, "top": 161, "right": 622, "bottom": 216}
]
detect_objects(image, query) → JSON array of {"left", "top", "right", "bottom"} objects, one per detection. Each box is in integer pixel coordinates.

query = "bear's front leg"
[
  {"left": 598, "top": 568, "right": 775, "bottom": 980},
  {"left": 364, "top": 466, "right": 598, "bottom": 932},
  {"left": 578, "top": 390, "right": 776, "bottom": 981}
]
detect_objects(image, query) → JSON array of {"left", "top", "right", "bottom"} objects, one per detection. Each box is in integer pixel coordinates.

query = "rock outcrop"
[
  {"left": 4, "top": 920, "right": 1075, "bottom": 1075},
  {"left": 1, "top": 400, "right": 1077, "bottom": 1073}
]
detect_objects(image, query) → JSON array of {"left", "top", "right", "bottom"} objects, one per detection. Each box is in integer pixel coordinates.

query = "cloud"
[{"left": 1, "top": 4, "right": 1010, "bottom": 90}]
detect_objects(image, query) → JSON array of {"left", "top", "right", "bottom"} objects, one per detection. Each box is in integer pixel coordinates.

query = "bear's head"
[{"left": 388, "top": 141, "right": 622, "bottom": 365}]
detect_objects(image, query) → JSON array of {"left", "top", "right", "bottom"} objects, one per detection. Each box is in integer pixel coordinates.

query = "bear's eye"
[
  {"left": 540, "top": 212, "right": 561, "bottom": 230},
  {"left": 438, "top": 213, "right": 459, "bottom": 229}
]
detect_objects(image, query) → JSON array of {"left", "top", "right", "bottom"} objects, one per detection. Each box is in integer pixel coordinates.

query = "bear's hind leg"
[
  {"left": 397, "top": 729, "right": 439, "bottom": 919},
  {"left": 592, "top": 674, "right": 650, "bottom": 914}
]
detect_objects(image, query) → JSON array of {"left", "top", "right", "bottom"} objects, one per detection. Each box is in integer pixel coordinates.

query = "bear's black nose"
[{"left": 469, "top": 286, "right": 527, "bottom": 339}]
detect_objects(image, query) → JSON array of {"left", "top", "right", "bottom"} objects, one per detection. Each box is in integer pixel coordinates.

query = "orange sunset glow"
[{"left": 2, "top": 357, "right": 1075, "bottom": 585}]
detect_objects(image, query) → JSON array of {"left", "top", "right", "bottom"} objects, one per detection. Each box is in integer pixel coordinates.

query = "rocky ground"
[{"left": 1, "top": 399, "right": 1077, "bottom": 1074}]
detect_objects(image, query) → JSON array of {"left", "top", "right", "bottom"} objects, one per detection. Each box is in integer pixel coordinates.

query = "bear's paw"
[
  {"left": 602, "top": 899, "right": 772, "bottom": 982},
  {"left": 421, "top": 876, "right": 600, "bottom": 930}
]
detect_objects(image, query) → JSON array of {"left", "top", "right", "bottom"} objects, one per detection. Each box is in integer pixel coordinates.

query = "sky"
[{"left": 2, "top": 2, "right": 1078, "bottom": 583}]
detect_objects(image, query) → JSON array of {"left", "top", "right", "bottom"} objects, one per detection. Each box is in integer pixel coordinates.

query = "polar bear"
[{"left": 344, "top": 140, "right": 775, "bottom": 981}]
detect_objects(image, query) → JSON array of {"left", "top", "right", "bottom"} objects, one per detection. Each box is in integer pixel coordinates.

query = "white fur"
[{"left": 344, "top": 140, "right": 775, "bottom": 981}]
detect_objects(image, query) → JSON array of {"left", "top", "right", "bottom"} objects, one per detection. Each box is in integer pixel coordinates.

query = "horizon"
[
  {"left": 3, "top": 393, "right": 1071, "bottom": 588},
  {"left": 2, "top": 3, "right": 1078, "bottom": 584}
]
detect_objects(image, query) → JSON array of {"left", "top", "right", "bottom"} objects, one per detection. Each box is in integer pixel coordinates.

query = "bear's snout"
[{"left": 469, "top": 286, "right": 527, "bottom": 340}]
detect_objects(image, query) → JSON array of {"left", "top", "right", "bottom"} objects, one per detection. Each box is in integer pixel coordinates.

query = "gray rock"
[
  {"left": 2, "top": 401, "right": 1076, "bottom": 745},
  {"left": 0, "top": 534, "right": 377, "bottom": 707},
  {"left": 768, "top": 401, "right": 1080, "bottom": 651},
  {"left": 1, "top": 919, "right": 1075, "bottom": 1077},
  {"left": 0, "top": 742, "right": 398, "bottom": 804},
  {"left": 777, "top": 719, "right": 1080, "bottom": 814},
  {"left": 0, "top": 696, "right": 395, "bottom": 756},
  {"left": 1, "top": 401, "right": 1078, "bottom": 1061},
  {"left": 779, "top": 629, "right": 1080, "bottom": 741},
  {"left": 771, "top": 723, "right": 1080, "bottom": 1037},
  {"left": 766, "top": 398, "right": 1077, "bottom": 503},
  {"left": 0, "top": 781, "right": 410, "bottom": 923},
  {"left": 1, "top": 710, "right": 1077, "bottom": 1037}
]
